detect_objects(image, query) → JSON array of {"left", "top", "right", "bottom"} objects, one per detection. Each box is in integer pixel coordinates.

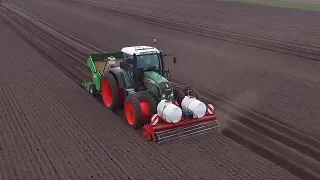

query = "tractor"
[{"left": 81, "top": 39, "right": 220, "bottom": 143}]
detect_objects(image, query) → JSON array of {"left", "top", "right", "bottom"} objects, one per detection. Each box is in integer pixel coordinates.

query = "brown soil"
[
  {"left": 9, "top": 0, "right": 320, "bottom": 140},
  {"left": 0, "top": 14, "right": 299, "bottom": 179},
  {"left": 1, "top": 0, "right": 320, "bottom": 179}
]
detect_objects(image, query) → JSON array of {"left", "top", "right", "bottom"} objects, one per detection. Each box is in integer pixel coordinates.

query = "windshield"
[{"left": 136, "top": 54, "right": 161, "bottom": 71}]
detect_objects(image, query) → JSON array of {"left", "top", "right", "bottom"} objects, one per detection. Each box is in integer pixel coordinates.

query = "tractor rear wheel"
[
  {"left": 101, "top": 73, "right": 119, "bottom": 110},
  {"left": 124, "top": 92, "right": 156, "bottom": 129}
]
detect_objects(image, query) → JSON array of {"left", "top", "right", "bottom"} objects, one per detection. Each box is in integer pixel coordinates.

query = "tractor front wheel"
[
  {"left": 173, "top": 86, "right": 200, "bottom": 105},
  {"left": 124, "top": 93, "right": 156, "bottom": 129},
  {"left": 173, "top": 87, "right": 185, "bottom": 106},
  {"left": 186, "top": 87, "right": 199, "bottom": 99}
]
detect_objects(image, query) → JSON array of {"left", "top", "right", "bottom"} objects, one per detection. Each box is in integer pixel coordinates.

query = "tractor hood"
[
  {"left": 144, "top": 71, "right": 169, "bottom": 84},
  {"left": 143, "top": 71, "right": 173, "bottom": 100}
]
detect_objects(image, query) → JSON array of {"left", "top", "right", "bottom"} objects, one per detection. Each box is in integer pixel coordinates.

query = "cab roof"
[{"left": 121, "top": 46, "right": 160, "bottom": 56}]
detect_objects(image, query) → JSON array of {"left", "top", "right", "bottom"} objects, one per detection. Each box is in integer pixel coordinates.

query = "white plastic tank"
[
  {"left": 181, "top": 96, "right": 206, "bottom": 118},
  {"left": 157, "top": 100, "right": 182, "bottom": 123}
]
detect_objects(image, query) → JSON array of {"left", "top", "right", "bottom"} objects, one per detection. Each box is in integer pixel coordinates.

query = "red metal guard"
[{"left": 142, "top": 113, "right": 217, "bottom": 142}]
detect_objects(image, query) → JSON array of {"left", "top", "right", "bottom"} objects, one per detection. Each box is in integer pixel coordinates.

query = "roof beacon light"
[{"left": 153, "top": 38, "right": 157, "bottom": 48}]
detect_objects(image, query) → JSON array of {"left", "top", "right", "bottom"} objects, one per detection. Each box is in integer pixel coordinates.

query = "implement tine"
[{"left": 155, "top": 120, "right": 220, "bottom": 143}]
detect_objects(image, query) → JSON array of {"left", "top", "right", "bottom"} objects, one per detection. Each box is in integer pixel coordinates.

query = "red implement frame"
[{"left": 142, "top": 104, "right": 219, "bottom": 142}]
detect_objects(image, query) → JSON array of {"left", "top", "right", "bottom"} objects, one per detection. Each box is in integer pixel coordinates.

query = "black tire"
[
  {"left": 124, "top": 92, "right": 157, "bottom": 129},
  {"left": 185, "top": 87, "right": 199, "bottom": 99},
  {"left": 101, "top": 73, "right": 119, "bottom": 110},
  {"left": 173, "top": 86, "right": 200, "bottom": 105},
  {"left": 173, "top": 87, "right": 185, "bottom": 105}
]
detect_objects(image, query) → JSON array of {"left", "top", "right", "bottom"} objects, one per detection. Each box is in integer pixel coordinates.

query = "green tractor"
[{"left": 81, "top": 41, "right": 220, "bottom": 142}]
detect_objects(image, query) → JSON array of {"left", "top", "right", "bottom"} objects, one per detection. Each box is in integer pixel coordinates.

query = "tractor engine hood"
[{"left": 143, "top": 71, "right": 173, "bottom": 100}]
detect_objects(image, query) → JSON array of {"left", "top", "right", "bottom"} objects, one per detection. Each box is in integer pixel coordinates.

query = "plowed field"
[
  {"left": 1, "top": 0, "right": 320, "bottom": 179},
  {"left": 9, "top": 0, "right": 320, "bottom": 139}
]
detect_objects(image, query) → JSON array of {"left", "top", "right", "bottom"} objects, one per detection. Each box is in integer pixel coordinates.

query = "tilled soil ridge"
[{"left": 0, "top": 15, "right": 300, "bottom": 180}]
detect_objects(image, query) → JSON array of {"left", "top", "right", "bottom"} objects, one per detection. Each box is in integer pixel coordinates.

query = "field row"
[{"left": 74, "top": 0, "right": 320, "bottom": 48}]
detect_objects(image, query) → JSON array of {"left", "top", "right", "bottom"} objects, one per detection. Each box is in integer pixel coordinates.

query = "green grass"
[{"left": 219, "top": 0, "right": 320, "bottom": 11}]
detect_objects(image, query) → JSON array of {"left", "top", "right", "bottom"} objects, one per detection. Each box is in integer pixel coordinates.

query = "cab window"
[{"left": 136, "top": 54, "right": 160, "bottom": 71}]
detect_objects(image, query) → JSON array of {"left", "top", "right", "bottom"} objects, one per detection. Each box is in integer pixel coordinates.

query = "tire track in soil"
[{"left": 0, "top": 2, "right": 316, "bottom": 180}]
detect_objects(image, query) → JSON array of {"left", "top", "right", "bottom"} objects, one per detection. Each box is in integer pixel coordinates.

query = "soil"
[
  {"left": 1, "top": 0, "right": 320, "bottom": 179},
  {"left": 0, "top": 17, "right": 299, "bottom": 179},
  {"left": 8, "top": 0, "right": 320, "bottom": 139}
]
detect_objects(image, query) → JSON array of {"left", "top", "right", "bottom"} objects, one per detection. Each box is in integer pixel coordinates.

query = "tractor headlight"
[{"left": 161, "top": 93, "right": 174, "bottom": 99}]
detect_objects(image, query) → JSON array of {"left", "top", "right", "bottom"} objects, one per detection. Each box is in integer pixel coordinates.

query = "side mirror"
[{"left": 173, "top": 57, "right": 177, "bottom": 63}]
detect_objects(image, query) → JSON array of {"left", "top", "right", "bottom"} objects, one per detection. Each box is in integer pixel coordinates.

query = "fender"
[{"left": 109, "top": 67, "right": 125, "bottom": 88}]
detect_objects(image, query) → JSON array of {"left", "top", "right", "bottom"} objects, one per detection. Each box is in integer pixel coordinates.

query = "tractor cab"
[
  {"left": 120, "top": 46, "right": 162, "bottom": 73},
  {"left": 119, "top": 45, "right": 176, "bottom": 92}
]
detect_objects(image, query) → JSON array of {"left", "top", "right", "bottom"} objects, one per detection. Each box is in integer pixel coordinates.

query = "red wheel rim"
[
  {"left": 125, "top": 101, "right": 135, "bottom": 125},
  {"left": 140, "top": 100, "right": 151, "bottom": 120},
  {"left": 101, "top": 78, "right": 113, "bottom": 107}
]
